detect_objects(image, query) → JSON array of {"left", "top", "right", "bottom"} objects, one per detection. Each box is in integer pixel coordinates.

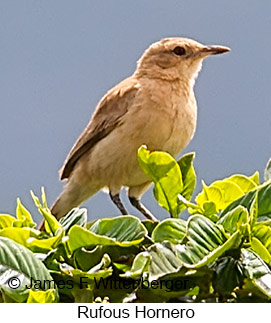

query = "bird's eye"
[{"left": 173, "top": 46, "right": 186, "bottom": 56}]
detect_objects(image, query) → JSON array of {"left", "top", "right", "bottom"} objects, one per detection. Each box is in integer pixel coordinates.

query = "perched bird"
[{"left": 39, "top": 37, "right": 230, "bottom": 229}]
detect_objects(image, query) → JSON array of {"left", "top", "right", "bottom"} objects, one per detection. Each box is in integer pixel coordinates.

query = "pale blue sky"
[{"left": 1, "top": 1, "right": 271, "bottom": 222}]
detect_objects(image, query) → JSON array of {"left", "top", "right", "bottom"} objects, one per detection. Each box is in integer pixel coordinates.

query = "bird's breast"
[{"left": 130, "top": 81, "right": 197, "bottom": 157}]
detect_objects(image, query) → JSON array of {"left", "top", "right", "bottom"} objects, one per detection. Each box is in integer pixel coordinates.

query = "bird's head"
[{"left": 136, "top": 37, "right": 230, "bottom": 82}]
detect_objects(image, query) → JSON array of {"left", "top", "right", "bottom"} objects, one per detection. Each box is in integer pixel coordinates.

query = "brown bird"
[{"left": 39, "top": 37, "right": 230, "bottom": 229}]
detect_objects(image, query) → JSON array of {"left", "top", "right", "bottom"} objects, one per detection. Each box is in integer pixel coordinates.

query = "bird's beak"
[{"left": 199, "top": 45, "right": 231, "bottom": 57}]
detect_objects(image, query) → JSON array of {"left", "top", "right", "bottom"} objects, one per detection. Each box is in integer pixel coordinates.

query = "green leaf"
[
  {"left": 26, "top": 289, "right": 57, "bottom": 303},
  {"left": 177, "top": 153, "right": 196, "bottom": 212},
  {"left": 0, "top": 237, "right": 53, "bottom": 281},
  {"left": 90, "top": 215, "right": 147, "bottom": 241},
  {"left": 138, "top": 146, "right": 183, "bottom": 217},
  {"left": 252, "top": 224, "right": 271, "bottom": 256},
  {"left": 178, "top": 215, "right": 242, "bottom": 268},
  {"left": 68, "top": 226, "right": 117, "bottom": 251},
  {"left": 16, "top": 198, "right": 35, "bottom": 228},
  {"left": 195, "top": 173, "right": 258, "bottom": 216},
  {"left": 264, "top": 158, "right": 271, "bottom": 182},
  {"left": 0, "top": 214, "right": 16, "bottom": 229},
  {"left": 225, "top": 174, "right": 257, "bottom": 193},
  {"left": 212, "top": 257, "right": 244, "bottom": 293},
  {"left": 250, "top": 171, "right": 260, "bottom": 185},
  {"left": 27, "top": 233, "right": 64, "bottom": 253},
  {"left": 212, "top": 181, "right": 244, "bottom": 208},
  {"left": 221, "top": 182, "right": 271, "bottom": 223},
  {"left": 249, "top": 191, "right": 258, "bottom": 228},
  {"left": 142, "top": 220, "right": 158, "bottom": 236},
  {"left": 31, "top": 189, "right": 61, "bottom": 234},
  {"left": 241, "top": 248, "right": 271, "bottom": 298},
  {"left": 151, "top": 218, "right": 186, "bottom": 244},
  {"left": 196, "top": 181, "right": 223, "bottom": 212},
  {"left": 59, "top": 208, "right": 87, "bottom": 233},
  {"left": 0, "top": 237, "right": 55, "bottom": 302},
  {"left": 120, "top": 252, "right": 151, "bottom": 279},
  {"left": 139, "top": 242, "right": 210, "bottom": 298},
  {"left": 68, "top": 215, "right": 147, "bottom": 251},
  {"left": 217, "top": 206, "right": 249, "bottom": 234},
  {"left": 0, "top": 227, "right": 36, "bottom": 247},
  {"left": 74, "top": 246, "right": 105, "bottom": 272},
  {"left": 147, "top": 241, "right": 184, "bottom": 281},
  {"left": 61, "top": 254, "right": 112, "bottom": 283},
  {"left": 202, "top": 201, "right": 217, "bottom": 217},
  {"left": 0, "top": 226, "right": 64, "bottom": 253},
  {"left": 75, "top": 244, "right": 140, "bottom": 273},
  {"left": 251, "top": 237, "right": 271, "bottom": 265}
]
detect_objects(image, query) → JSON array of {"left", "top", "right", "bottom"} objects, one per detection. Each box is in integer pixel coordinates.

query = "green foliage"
[{"left": 1, "top": 148, "right": 271, "bottom": 303}]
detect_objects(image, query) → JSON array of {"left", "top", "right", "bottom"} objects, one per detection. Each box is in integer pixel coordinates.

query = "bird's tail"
[{"left": 37, "top": 180, "right": 101, "bottom": 230}]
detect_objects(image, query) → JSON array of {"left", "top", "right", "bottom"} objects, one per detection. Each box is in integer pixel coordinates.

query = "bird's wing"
[{"left": 60, "top": 76, "right": 139, "bottom": 180}]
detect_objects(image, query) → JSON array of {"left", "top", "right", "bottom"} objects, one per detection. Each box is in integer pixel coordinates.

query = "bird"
[{"left": 39, "top": 37, "right": 230, "bottom": 230}]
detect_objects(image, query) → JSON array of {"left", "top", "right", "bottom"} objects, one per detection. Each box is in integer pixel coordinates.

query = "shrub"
[{"left": 0, "top": 146, "right": 271, "bottom": 303}]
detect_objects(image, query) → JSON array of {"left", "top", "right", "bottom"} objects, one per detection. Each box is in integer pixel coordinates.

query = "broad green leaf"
[
  {"left": 74, "top": 244, "right": 140, "bottom": 273},
  {"left": 264, "top": 158, "right": 271, "bottom": 182},
  {"left": 31, "top": 189, "right": 61, "bottom": 234},
  {"left": 0, "top": 227, "right": 63, "bottom": 253},
  {"left": 0, "top": 237, "right": 53, "bottom": 281},
  {"left": 196, "top": 174, "right": 258, "bottom": 216},
  {"left": 27, "top": 233, "right": 64, "bottom": 253},
  {"left": 217, "top": 205, "right": 249, "bottom": 234},
  {"left": 16, "top": 198, "right": 35, "bottom": 228},
  {"left": 196, "top": 181, "right": 223, "bottom": 212},
  {"left": 147, "top": 241, "right": 184, "bottom": 281},
  {"left": 74, "top": 246, "right": 106, "bottom": 272},
  {"left": 251, "top": 237, "right": 271, "bottom": 265},
  {"left": 0, "top": 214, "right": 15, "bottom": 229},
  {"left": 252, "top": 224, "right": 271, "bottom": 255},
  {"left": 61, "top": 254, "right": 112, "bottom": 283},
  {"left": 138, "top": 146, "right": 183, "bottom": 217},
  {"left": 177, "top": 153, "right": 196, "bottom": 212},
  {"left": 241, "top": 248, "right": 271, "bottom": 298},
  {"left": 178, "top": 215, "right": 242, "bottom": 268},
  {"left": 202, "top": 201, "right": 217, "bottom": 217},
  {"left": 136, "top": 242, "right": 210, "bottom": 299},
  {"left": 212, "top": 257, "right": 244, "bottom": 293},
  {"left": 89, "top": 215, "right": 147, "bottom": 242},
  {"left": 225, "top": 175, "right": 257, "bottom": 193},
  {"left": 212, "top": 181, "right": 244, "bottom": 207},
  {"left": 0, "top": 237, "right": 55, "bottom": 302},
  {"left": 68, "top": 226, "right": 121, "bottom": 251},
  {"left": 0, "top": 266, "right": 31, "bottom": 302},
  {"left": 145, "top": 241, "right": 209, "bottom": 297},
  {"left": 69, "top": 215, "right": 147, "bottom": 251},
  {"left": 221, "top": 182, "right": 271, "bottom": 223},
  {"left": 121, "top": 252, "right": 151, "bottom": 279},
  {"left": 0, "top": 227, "right": 38, "bottom": 247},
  {"left": 59, "top": 208, "right": 87, "bottom": 233},
  {"left": 151, "top": 218, "right": 186, "bottom": 244},
  {"left": 26, "top": 289, "right": 57, "bottom": 303}
]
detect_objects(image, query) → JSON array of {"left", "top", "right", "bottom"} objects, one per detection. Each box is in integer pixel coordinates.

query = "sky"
[{"left": 1, "top": 1, "right": 271, "bottom": 223}]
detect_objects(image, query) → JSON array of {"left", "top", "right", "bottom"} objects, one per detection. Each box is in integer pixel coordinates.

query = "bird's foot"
[
  {"left": 129, "top": 196, "right": 157, "bottom": 221},
  {"left": 109, "top": 192, "right": 128, "bottom": 215}
]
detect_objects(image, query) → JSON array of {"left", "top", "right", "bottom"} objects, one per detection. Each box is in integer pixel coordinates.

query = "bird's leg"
[
  {"left": 128, "top": 196, "right": 157, "bottom": 221},
  {"left": 109, "top": 192, "right": 128, "bottom": 215}
]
